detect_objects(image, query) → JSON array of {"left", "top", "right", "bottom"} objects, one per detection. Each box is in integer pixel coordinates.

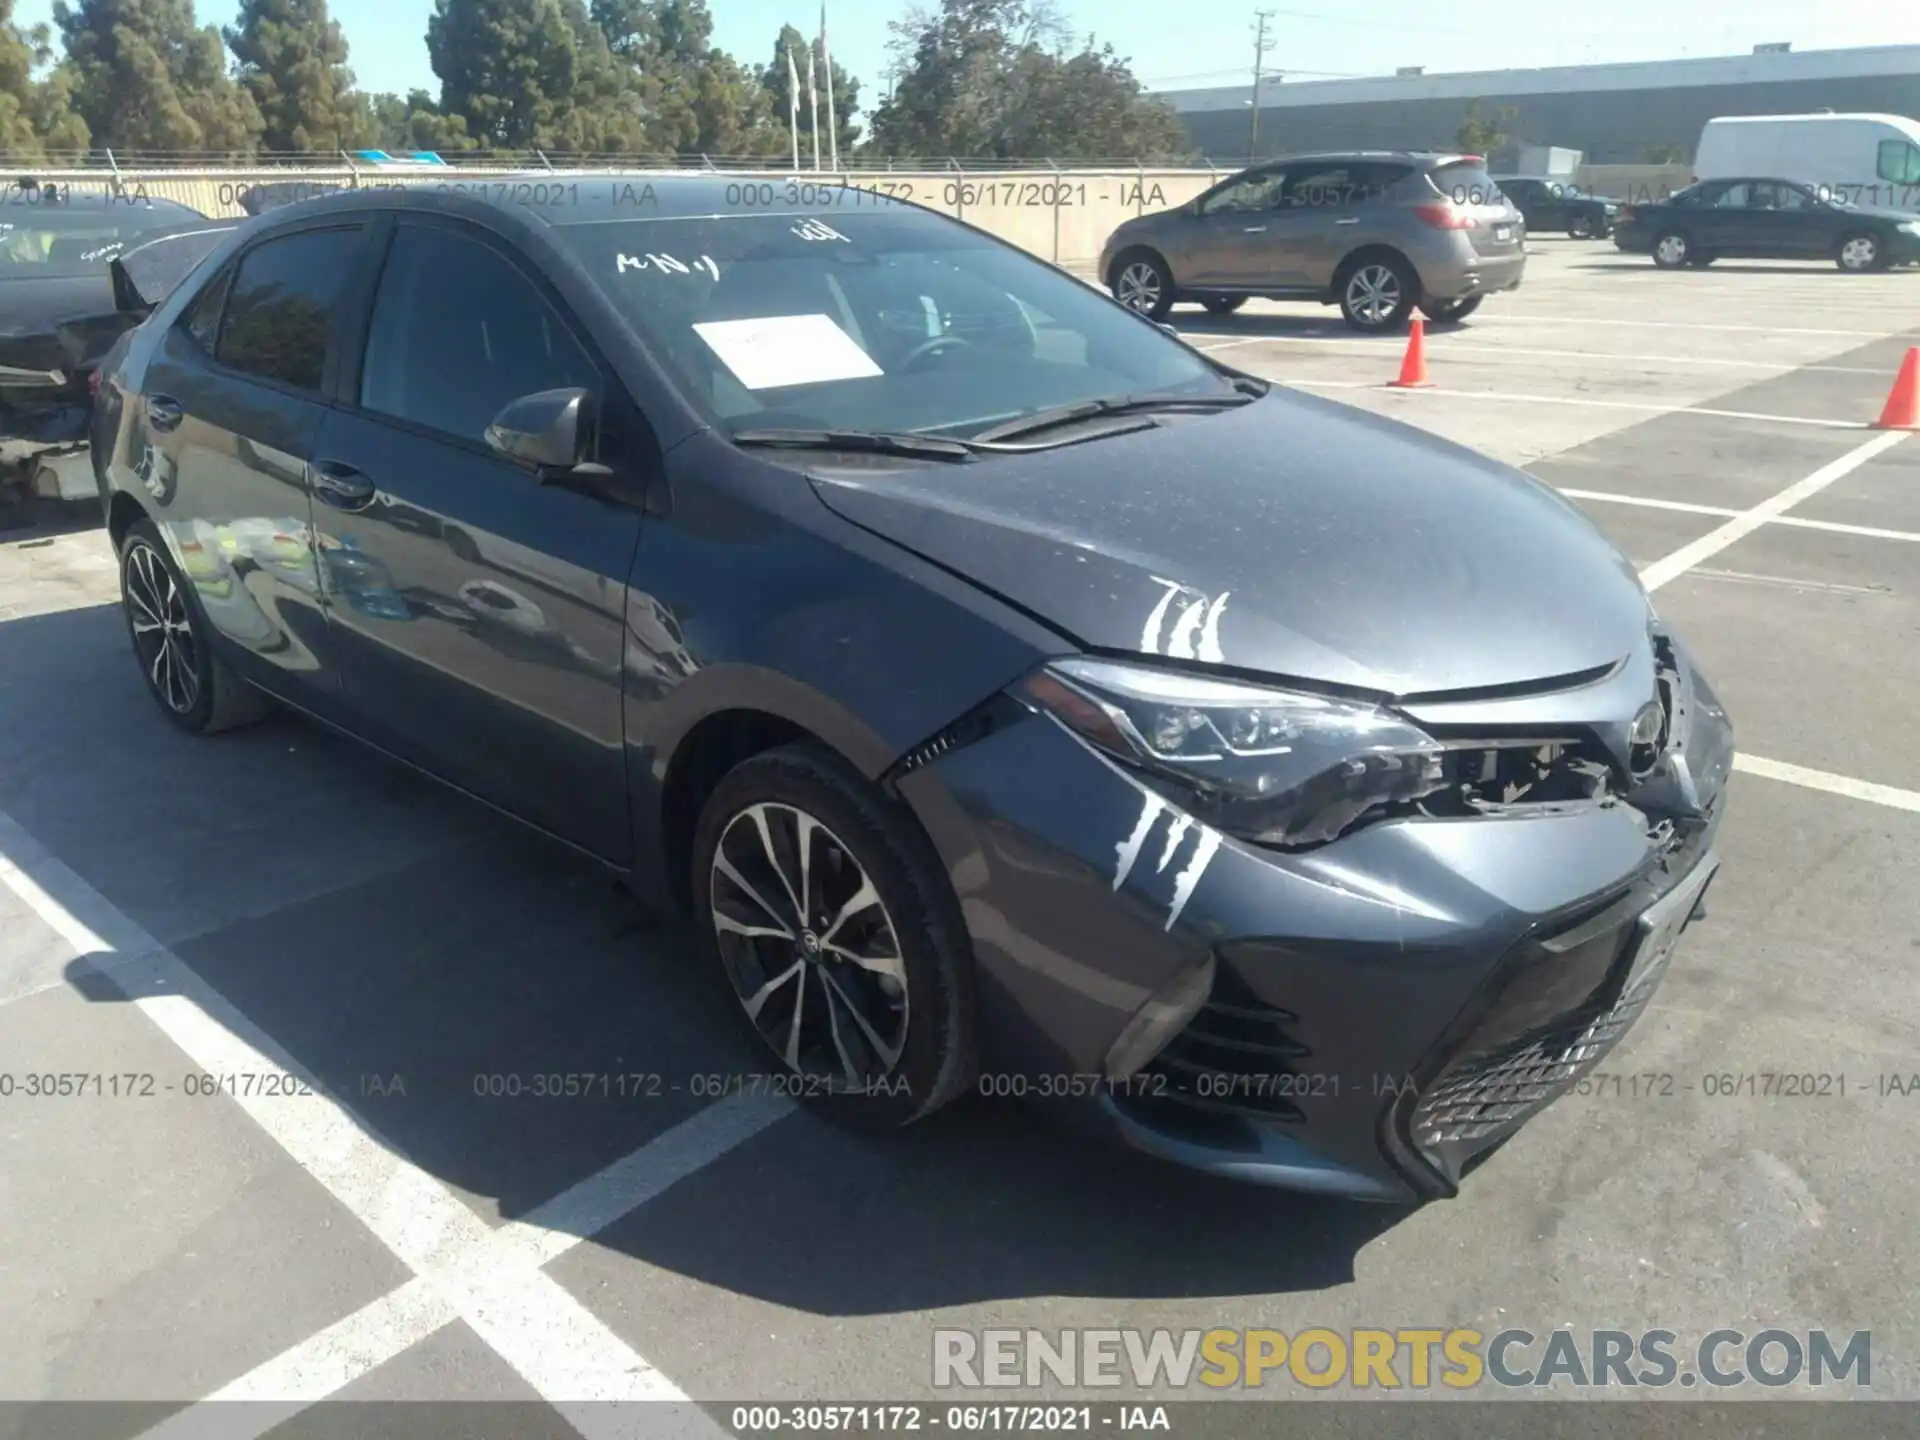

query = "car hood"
[{"left": 805, "top": 388, "right": 1652, "bottom": 697}]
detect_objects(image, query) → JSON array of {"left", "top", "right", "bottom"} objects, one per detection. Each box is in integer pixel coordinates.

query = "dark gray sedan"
[{"left": 92, "top": 179, "right": 1729, "bottom": 1201}]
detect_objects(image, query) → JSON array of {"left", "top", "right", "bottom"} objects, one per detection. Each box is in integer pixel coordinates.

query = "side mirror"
[{"left": 484, "top": 387, "right": 593, "bottom": 472}]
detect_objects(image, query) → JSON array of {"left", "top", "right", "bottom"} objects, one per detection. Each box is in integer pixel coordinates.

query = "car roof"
[
  {"left": 3, "top": 183, "right": 204, "bottom": 218},
  {"left": 1249, "top": 150, "right": 1466, "bottom": 166},
  {"left": 246, "top": 173, "right": 864, "bottom": 230}
]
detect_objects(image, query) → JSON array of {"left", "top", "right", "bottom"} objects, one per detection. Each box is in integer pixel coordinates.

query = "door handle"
[
  {"left": 309, "top": 459, "right": 377, "bottom": 509},
  {"left": 146, "top": 395, "right": 183, "bottom": 432},
  {"left": 1242, "top": 225, "right": 1268, "bottom": 233},
  {"left": 1335, "top": 217, "right": 1360, "bottom": 225}
]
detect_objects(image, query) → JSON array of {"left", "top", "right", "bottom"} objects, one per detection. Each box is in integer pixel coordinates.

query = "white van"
[{"left": 1693, "top": 114, "right": 1920, "bottom": 209}]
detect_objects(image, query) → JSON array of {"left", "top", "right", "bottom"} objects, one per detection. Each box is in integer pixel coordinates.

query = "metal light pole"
[{"left": 1248, "top": 9, "right": 1274, "bottom": 165}]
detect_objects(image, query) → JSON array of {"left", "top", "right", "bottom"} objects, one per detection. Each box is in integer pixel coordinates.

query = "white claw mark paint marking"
[
  {"left": 1113, "top": 792, "right": 1224, "bottom": 930},
  {"left": 1114, "top": 793, "right": 1165, "bottom": 890},
  {"left": 1165, "top": 830, "right": 1222, "bottom": 931},
  {"left": 1141, "top": 576, "right": 1231, "bottom": 662},
  {"left": 1157, "top": 815, "right": 1192, "bottom": 873}
]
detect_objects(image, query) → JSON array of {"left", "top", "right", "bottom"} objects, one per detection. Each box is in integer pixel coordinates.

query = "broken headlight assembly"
[{"left": 1016, "top": 657, "right": 1448, "bottom": 848}]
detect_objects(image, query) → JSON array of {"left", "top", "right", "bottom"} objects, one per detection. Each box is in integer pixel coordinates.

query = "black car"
[
  {"left": 1615, "top": 177, "right": 1920, "bottom": 271},
  {"left": 1493, "top": 177, "right": 1619, "bottom": 239},
  {"left": 94, "top": 180, "right": 1732, "bottom": 1202},
  {"left": 1, "top": 181, "right": 220, "bottom": 516}
]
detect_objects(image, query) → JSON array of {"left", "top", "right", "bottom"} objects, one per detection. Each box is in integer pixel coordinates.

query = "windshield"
[
  {"left": 553, "top": 210, "right": 1234, "bottom": 441},
  {"left": 0, "top": 196, "right": 207, "bottom": 278}
]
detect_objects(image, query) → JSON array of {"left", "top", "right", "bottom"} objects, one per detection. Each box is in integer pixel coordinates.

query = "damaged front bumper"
[{"left": 894, "top": 637, "right": 1732, "bottom": 1202}]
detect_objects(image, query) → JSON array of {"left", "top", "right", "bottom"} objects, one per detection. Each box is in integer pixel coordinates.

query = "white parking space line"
[
  {"left": 1638, "top": 430, "right": 1911, "bottom": 592},
  {"left": 1280, "top": 378, "right": 1867, "bottom": 429},
  {"left": 0, "top": 807, "right": 785, "bottom": 1435},
  {"left": 1489, "top": 314, "right": 1903, "bottom": 339},
  {"left": 1190, "top": 335, "right": 1888, "bottom": 374},
  {"left": 1690, "top": 567, "right": 1891, "bottom": 597},
  {"left": 1553, "top": 488, "right": 1920, "bottom": 545},
  {"left": 1555, "top": 489, "right": 1741, "bottom": 518},
  {"left": 1735, "top": 754, "right": 1920, "bottom": 814}
]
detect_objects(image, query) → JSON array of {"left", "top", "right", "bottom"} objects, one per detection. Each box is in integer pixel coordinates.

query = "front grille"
[
  {"left": 1127, "top": 966, "right": 1310, "bottom": 1126},
  {"left": 1410, "top": 935, "right": 1676, "bottom": 1151}
]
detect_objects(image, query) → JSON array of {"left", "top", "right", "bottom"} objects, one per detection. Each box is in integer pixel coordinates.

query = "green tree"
[
  {"left": 760, "top": 21, "right": 861, "bottom": 153},
  {"left": 361, "top": 87, "right": 478, "bottom": 151},
  {"left": 427, "top": 0, "right": 579, "bottom": 149},
  {"left": 1454, "top": 98, "right": 1516, "bottom": 156},
  {"left": 3, "top": 0, "right": 89, "bottom": 156},
  {"left": 586, "top": 0, "right": 783, "bottom": 156},
  {"left": 55, "top": 0, "right": 264, "bottom": 153},
  {"left": 870, "top": 0, "right": 1183, "bottom": 161},
  {"left": 225, "top": 0, "right": 366, "bottom": 152}
]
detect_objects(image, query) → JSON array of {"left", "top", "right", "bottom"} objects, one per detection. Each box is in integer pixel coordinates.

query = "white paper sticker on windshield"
[{"left": 692, "top": 313, "right": 883, "bottom": 391}]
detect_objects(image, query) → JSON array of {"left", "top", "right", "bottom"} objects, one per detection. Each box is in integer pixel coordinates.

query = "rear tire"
[
  {"left": 1419, "top": 295, "right": 1483, "bottom": 324},
  {"left": 1110, "top": 250, "right": 1174, "bottom": 321},
  {"left": 1337, "top": 254, "right": 1417, "bottom": 333},
  {"left": 1652, "top": 231, "right": 1691, "bottom": 269},
  {"left": 119, "top": 518, "right": 270, "bottom": 735},
  {"left": 690, "top": 742, "right": 977, "bottom": 1131},
  {"left": 1200, "top": 295, "right": 1246, "bottom": 315}
]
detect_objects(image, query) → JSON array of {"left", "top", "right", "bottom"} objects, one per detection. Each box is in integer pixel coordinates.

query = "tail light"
[
  {"left": 86, "top": 368, "right": 101, "bottom": 398},
  {"left": 1619, "top": 205, "right": 1638, "bottom": 223},
  {"left": 1413, "top": 202, "right": 1478, "bottom": 230}
]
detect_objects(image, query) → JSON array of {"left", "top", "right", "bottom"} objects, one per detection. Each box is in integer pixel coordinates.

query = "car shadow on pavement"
[{"left": 5, "top": 600, "right": 1407, "bottom": 1314}]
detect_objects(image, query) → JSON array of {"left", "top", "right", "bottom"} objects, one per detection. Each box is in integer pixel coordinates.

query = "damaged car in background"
[
  {"left": 1, "top": 181, "right": 232, "bottom": 523},
  {"left": 95, "top": 182, "right": 1732, "bottom": 1202}
]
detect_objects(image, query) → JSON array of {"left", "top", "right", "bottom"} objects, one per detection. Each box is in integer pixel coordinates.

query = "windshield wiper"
[
  {"left": 731, "top": 427, "right": 982, "bottom": 462},
  {"left": 971, "top": 385, "right": 1261, "bottom": 444}
]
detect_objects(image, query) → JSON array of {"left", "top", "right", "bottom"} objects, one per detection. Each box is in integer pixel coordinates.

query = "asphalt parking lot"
[{"left": 4, "top": 234, "right": 1920, "bottom": 1435}]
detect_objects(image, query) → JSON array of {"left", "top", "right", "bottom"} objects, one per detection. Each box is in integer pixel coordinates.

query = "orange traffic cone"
[
  {"left": 1873, "top": 346, "right": 1920, "bottom": 430},
  {"left": 1388, "top": 315, "right": 1433, "bottom": 389}
]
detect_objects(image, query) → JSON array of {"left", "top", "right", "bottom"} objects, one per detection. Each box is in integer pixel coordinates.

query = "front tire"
[
  {"left": 1837, "top": 232, "right": 1885, "bottom": 272},
  {"left": 119, "top": 518, "right": 270, "bottom": 735},
  {"left": 690, "top": 743, "right": 977, "bottom": 1130},
  {"left": 1652, "top": 231, "right": 1691, "bottom": 269},
  {"left": 1337, "top": 255, "right": 1417, "bottom": 333},
  {"left": 1419, "top": 295, "right": 1483, "bottom": 324},
  {"left": 1110, "top": 250, "right": 1174, "bottom": 321},
  {"left": 1568, "top": 214, "right": 1595, "bottom": 239}
]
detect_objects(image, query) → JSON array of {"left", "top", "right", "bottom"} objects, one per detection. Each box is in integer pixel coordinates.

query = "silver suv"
[{"left": 1098, "top": 152, "right": 1527, "bottom": 332}]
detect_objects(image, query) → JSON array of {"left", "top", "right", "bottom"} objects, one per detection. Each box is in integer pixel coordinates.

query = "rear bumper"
[{"left": 1424, "top": 250, "right": 1526, "bottom": 303}]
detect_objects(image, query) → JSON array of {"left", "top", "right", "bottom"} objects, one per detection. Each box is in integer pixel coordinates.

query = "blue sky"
[{"left": 13, "top": 0, "right": 1913, "bottom": 118}]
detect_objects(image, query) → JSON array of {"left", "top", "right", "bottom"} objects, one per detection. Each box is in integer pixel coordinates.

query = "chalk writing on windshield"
[{"left": 616, "top": 252, "right": 720, "bottom": 280}]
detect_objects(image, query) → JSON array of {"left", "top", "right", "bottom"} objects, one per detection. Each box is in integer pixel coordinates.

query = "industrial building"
[{"left": 1157, "top": 44, "right": 1920, "bottom": 166}]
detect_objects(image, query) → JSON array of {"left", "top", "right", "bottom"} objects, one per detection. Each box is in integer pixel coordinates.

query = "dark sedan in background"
[
  {"left": 93, "top": 179, "right": 1730, "bottom": 1202},
  {"left": 1494, "top": 177, "right": 1620, "bottom": 238},
  {"left": 1, "top": 181, "right": 220, "bottom": 519},
  {"left": 1615, "top": 177, "right": 1920, "bottom": 271}
]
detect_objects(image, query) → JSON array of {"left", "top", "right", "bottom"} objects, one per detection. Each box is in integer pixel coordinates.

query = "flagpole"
[
  {"left": 806, "top": 46, "right": 820, "bottom": 172},
  {"left": 821, "top": 2, "right": 839, "bottom": 171},
  {"left": 786, "top": 43, "right": 802, "bottom": 170}
]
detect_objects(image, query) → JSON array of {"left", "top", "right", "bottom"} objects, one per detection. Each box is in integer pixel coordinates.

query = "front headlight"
[{"left": 1016, "top": 657, "right": 1446, "bottom": 847}]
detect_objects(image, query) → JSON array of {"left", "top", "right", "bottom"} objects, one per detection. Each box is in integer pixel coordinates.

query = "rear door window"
[
  {"left": 214, "top": 227, "right": 364, "bottom": 393},
  {"left": 1429, "top": 163, "right": 1504, "bottom": 207}
]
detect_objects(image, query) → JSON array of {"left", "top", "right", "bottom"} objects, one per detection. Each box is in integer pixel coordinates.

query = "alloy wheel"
[
  {"left": 1346, "top": 264, "right": 1402, "bottom": 326},
  {"left": 708, "top": 802, "right": 909, "bottom": 1088},
  {"left": 125, "top": 539, "right": 201, "bottom": 716},
  {"left": 1840, "top": 236, "right": 1878, "bottom": 271},
  {"left": 1116, "top": 261, "right": 1163, "bottom": 313}
]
